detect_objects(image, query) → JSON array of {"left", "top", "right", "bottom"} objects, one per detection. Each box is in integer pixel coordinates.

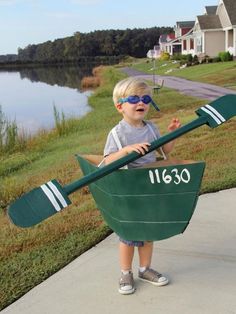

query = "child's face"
[{"left": 116, "top": 93, "right": 151, "bottom": 124}]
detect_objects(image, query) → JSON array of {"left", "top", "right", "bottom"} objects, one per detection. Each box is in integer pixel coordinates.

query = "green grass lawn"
[
  {"left": 1, "top": 64, "right": 236, "bottom": 310},
  {"left": 131, "top": 58, "right": 236, "bottom": 89}
]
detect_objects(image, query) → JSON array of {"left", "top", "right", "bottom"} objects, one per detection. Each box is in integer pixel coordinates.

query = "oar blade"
[
  {"left": 196, "top": 94, "right": 236, "bottom": 128},
  {"left": 8, "top": 179, "right": 71, "bottom": 228}
]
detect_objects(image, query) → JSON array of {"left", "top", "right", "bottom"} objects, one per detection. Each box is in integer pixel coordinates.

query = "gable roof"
[
  {"left": 167, "top": 33, "right": 176, "bottom": 40},
  {"left": 197, "top": 15, "right": 222, "bottom": 30},
  {"left": 205, "top": 5, "right": 217, "bottom": 15},
  {"left": 222, "top": 0, "right": 236, "bottom": 25},
  {"left": 159, "top": 34, "right": 167, "bottom": 43},
  {"left": 176, "top": 21, "right": 195, "bottom": 28}
]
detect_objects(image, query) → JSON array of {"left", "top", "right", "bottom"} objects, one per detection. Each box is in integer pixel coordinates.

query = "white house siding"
[
  {"left": 217, "top": 1, "right": 231, "bottom": 28},
  {"left": 234, "top": 28, "right": 236, "bottom": 56},
  {"left": 205, "top": 31, "right": 225, "bottom": 56},
  {"left": 228, "top": 29, "right": 233, "bottom": 46},
  {"left": 226, "top": 29, "right": 234, "bottom": 52}
]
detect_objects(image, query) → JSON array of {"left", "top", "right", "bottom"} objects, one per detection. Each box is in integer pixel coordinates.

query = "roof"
[
  {"left": 205, "top": 5, "right": 217, "bottom": 15},
  {"left": 176, "top": 21, "right": 195, "bottom": 28},
  {"left": 197, "top": 15, "right": 222, "bottom": 30},
  {"left": 167, "top": 33, "right": 176, "bottom": 40},
  {"left": 159, "top": 34, "right": 167, "bottom": 43},
  {"left": 222, "top": 0, "right": 236, "bottom": 25}
]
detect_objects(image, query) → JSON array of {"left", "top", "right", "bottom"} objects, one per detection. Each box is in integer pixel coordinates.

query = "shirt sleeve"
[{"left": 103, "top": 131, "right": 119, "bottom": 157}]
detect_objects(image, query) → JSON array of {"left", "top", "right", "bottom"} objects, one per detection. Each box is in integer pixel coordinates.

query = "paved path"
[
  {"left": 2, "top": 188, "right": 236, "bottom": 314},
  {"left": 122, "top": 67, "right": 236, "bottom": 100}
]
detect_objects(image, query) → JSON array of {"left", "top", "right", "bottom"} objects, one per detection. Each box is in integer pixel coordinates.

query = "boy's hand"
[
  {"left": 168, "top": 118, "right": 181, "bottom": 132},
  {"left": 124, "top": 143, "right": 151, "bottom": 155}
]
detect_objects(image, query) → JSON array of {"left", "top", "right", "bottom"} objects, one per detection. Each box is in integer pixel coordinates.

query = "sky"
[{"left": 0, "top": 0, "right": 217, "bottom": 55}]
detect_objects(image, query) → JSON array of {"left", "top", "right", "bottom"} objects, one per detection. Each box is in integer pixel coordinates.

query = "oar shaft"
[{"left": 65, "top": 116, "right": 207, "bottom": 195}]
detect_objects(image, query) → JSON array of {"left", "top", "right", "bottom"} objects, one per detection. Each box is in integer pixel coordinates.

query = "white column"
[
  {"left": 194, "top": 37, "right": 197, "bottom": 55},
  {"left": 202, "top": 33, "right": 205, "bottom": 54},
  {"left": 234, "top": 28, "right": 236, "bottom": 56},
  {"left": 225, "top": 30, "right": 229, "bottom": 51}
]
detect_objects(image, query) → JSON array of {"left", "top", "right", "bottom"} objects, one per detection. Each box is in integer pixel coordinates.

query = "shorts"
[{"left": 119, "top": 237, "right": 144, "bottom": 247}]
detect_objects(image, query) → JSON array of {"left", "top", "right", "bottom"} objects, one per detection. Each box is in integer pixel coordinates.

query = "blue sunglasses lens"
[
  {"left": 141, "top": 95, "right": 152, "bottom": 104},
  {"left": 127, "top": 95, "right": 140, "bottom": 104},
  {"left": 127, "top": 95, "right": 152, "bottom": 104},
  {"left": 118, "top": 95, "right": 160, "bottom": 111}
]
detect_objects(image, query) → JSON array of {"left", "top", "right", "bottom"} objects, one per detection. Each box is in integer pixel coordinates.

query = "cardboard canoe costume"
[
  {"left": 77, "top": 154, "right": 205, "bottom": 241},
  {"left": 7, "top": 95, "right": 236, "bottom": 241}
]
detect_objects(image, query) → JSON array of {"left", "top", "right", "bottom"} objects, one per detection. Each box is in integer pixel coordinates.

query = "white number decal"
[
  {"left": 180, "top": 169, "right": 191, "bottom": 183},
  {"left": 162, "top": 169, "right": 172, "bottom": 184},
  {"left": 155, "top": 169, "right": 161, "bottom": 183},
  {"left": 171, "top": 168, "right": 181, "bottom": 185},
  {"left": 149, "top": 168, "right": 191, "bottom": 185}
]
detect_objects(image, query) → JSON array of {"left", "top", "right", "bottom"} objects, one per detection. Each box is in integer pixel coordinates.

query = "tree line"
[{"left": 1, "top": 27, "right": 172, "bottom": 64}]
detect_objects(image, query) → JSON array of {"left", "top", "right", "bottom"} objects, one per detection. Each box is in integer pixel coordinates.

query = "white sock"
[
  {"left": 139, "top": 266, "right": 147, "bottom": 273},
  {"left": 121, "top": 270, "right": 131, "bottom": 275}
]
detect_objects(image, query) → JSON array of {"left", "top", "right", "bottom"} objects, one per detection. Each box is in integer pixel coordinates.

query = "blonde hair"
[{"left": 113, "top": 77, "right": 152, "bottom": 104}]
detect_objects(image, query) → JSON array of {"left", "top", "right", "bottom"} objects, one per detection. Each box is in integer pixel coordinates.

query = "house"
[
  {"left": 158, "top": 0, "right": 236, "bottom": 58},
  {"left": 192, "top": 0, "right": 236, "bottom": 57},
  {"left": 159, "top": 21, "right": 195, "bottom": 56}
]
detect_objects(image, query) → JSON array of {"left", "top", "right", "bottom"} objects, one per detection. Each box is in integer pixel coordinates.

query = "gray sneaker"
[
  {"left": 119, "top": 271, "right": 135, "bottom": 295},
  {"left": 138, "top": 268, "right": 169, "bottom": 286}
]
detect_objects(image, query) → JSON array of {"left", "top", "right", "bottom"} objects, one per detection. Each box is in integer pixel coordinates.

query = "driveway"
[{"left": 122, "top": 67, "right": 236, "bottom": 101}]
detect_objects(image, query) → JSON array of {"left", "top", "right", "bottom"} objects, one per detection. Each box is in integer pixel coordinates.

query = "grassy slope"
[
  {"left": 1, "top": 64, "right": 236, "bottom": 309},
  {"left": 131, "top": 58, "right": 236, "bottom": 89}
]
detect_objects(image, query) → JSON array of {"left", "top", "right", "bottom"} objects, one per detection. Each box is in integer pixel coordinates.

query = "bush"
[
  {"left": 172, "top": 54, "right": 195, "bottom": 62},
  {"left": 213, "top": 56, "right": 221, "bottom": 62},
  {"left": 171, "top": 53, "right": 182, "bottom": 60},
  {"left": 160, "top": 51, "right": 170, "bottom": 61},
  {"left": 218, "top": 51, "right": 233, "bottom": 62},
  {"left": 192, "top": 55, "right": 199, "bottom": 65},
  {"left": 186, "top": 54, "right": 193, "bottom": 62}
]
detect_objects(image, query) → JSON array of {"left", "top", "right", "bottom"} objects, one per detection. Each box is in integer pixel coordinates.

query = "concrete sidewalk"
[
  {"left": 122, "top": 67, "right": 236, "bottom": 100},
  {"left": 2, "top": 188, "right": 236, "bottom": 314}
]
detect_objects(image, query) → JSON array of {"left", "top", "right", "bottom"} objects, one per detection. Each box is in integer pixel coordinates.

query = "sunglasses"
[{"left": 118, "top": 95, "right": 160, "bottom": 111}]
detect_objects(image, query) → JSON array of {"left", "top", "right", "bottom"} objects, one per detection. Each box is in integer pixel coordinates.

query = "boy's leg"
[
  {"left": 138, "top": 242, "right": 169, "bottom": 286},
  {"left": 119, "top": 241, "right": 134, "bottom": 271},
  {"left": 138, "top": 241, "right": 153, "bottom": 268},
  {"left": 118, "top": 241, "right": 135, "bottom": 295}
]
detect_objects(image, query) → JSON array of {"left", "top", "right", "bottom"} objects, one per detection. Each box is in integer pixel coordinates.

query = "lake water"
[{"left": 0, "top": 65, "right": 95, "bottom": 134}]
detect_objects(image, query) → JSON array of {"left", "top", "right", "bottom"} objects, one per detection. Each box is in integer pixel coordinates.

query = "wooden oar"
[{"left": 8, "top": 94, "right": 236, "bottom": 228}]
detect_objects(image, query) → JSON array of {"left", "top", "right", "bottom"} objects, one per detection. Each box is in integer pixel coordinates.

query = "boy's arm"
[
  {"left": 162, "top": 118, "right": 181, "bottom": 155},
  {"left": 104, "top": 143, "right": 150, "bottom": 165},
  {"left": 162, "top": 141, "right": 176, "bottom": 155}
]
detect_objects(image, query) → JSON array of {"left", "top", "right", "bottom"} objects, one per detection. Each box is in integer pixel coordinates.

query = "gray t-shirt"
[{"left": 104, "top": 119, "right": 161, "bottom": 168}]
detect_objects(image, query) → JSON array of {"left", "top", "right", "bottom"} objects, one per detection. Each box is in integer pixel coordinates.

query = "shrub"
[
  {"left": 160, "top": 51, "right": 170, "bottom": 61},
  {"left": 192, "top": 55, "right": 199, "bottom": 65},
  {"left": 186, "top": 54, "right": 193, "bottom": 62},
  {"left": 81, "top": 76, "right": 100, "bottom": 88},
  {"left": 171, "top": 53, "right": 182, "bottom": 60},
  {"left": 218, "top": 51, "right": 233, "bottom": 62},
  {"left": 213, "top": 56, "right": 221, "bottom": 62}
]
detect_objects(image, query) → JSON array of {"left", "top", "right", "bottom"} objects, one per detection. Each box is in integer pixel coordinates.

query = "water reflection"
[
  {"left": 0, "top": 64, "right": 96, "bottom": 134},
  {"left": 18, "top": 64, "right": 93, "bottom": 89}
]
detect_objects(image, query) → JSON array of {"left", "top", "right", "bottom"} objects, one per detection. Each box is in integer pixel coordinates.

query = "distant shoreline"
[{"left": 0, "top": 56, "right": 123, "bottom": 69}]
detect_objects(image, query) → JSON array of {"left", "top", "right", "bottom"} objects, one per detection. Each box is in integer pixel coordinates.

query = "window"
[
  {"left": 190, "top": 39, "right": 194, "bottom": 50},
  {"left": 196, "top": 37, "right": 202, "bottom": 53}
]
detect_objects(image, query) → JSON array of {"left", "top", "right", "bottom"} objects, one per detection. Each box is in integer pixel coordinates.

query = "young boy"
[{"left": 104, "top": 77, "right": 181, "bottom": 295}]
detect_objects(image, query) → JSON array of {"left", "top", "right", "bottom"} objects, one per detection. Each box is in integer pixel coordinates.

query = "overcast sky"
[{"left": 0, "top": 0, "right": 217, "bottom": 55}]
